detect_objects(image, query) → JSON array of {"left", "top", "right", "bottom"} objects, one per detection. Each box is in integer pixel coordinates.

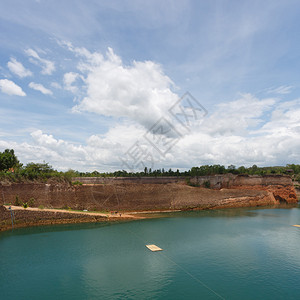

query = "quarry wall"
[{"left": 0, "top": 175, "right": 297, "bottom": 213}]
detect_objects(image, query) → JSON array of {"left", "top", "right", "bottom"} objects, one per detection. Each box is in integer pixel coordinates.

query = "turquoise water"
[{"left": 1, "top": 206, "right": 300, "bottom": 299}]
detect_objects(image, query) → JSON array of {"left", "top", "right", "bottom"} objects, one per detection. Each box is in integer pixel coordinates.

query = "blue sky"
[{"left": 0, "top": 0, "right": 300, "bottom": 171}]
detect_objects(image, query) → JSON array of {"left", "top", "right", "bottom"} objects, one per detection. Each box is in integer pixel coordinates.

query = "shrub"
[
  {"left": 62, "top": 205, "right": 72, "bottom": 210},
  {"left": 203, "top": 181, "right": 211, "bottom": 188},
  {"left": 22, "top": 202, "right": 28, "bottom": 208},
  {"left": 72, "top": 180, "right": 83, "bottom": 185},
  {"left": 28, "top": 197, "right": 35, "bottom": 207},
  {"left": 186, "top": 178, "right": 200, "bottom": 187},
  {"left": 14, "top": 195, "right": 21, "bottom": 206}
]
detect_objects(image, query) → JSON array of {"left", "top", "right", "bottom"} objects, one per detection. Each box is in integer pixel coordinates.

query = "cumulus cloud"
[
  {"left": 0, "top": 79, "right": 26, "bottom": 96},
  {"left": 25, "top": 48, "right": 55, "bottom": 75},
  {"left": 28, "top": 82, "right": 53, "bottom": 95},
  {"left": 7, "top": 58, "right": 32, "bottom": 78},
  {"left": 29, "top": 129, "right": 119, "bottom": 170},
  {"left": 171, "top": 96, "right": 300, "bottom": 168},
  {"left": 2, "top": 94, "right": 298, "bottom": 172},
  {"left": 70, "top": 46, "right": 178, "bottom": 129},
  {"left": 200, "top": 93, "right": 276, "bottom": 136},
  {"left": 1, "top": 43, "right": 299, "bottom": 171}
]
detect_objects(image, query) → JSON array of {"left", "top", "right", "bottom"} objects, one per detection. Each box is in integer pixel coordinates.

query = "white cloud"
[
  {"left": 51, "top": 82, "right": 62, "bottom": 89},
  {"left": 25, "top": 48, "right": 55, "bottom": 75},
  {"left": 20, "top": 125, "right": 154, "bottom": 171},
  {"left": 200, "top": 93, "right": 276, "bottom": 137},
  {"left": 1, "top": 42, "right": 299, "bottom": 171},
  {"left": 28, "top": 82, "right": 53, "bottom": 95},
  {"left": 1, "top": 94, "right": 299, "bottom": 172},
  {"left": 63, "top": 72, "right": 82, "bottom": 93},
  {"left": 70, "top": 46, "right": 178, "bottom": 129},
  {"left": 171, "top": 96, "right": 300, "bottom": 168},
  {"left": 267, "top": 85, "right": 293, "bottom": 95},
  {"left": 0, "top": 79, "right": 26, "bottom": 96},
  {"left": 7, "top": 58, "right": 32, "bottom": 78}
]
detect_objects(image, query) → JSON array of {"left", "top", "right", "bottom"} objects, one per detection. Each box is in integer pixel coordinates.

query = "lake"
[{"left": 1, "top": 206, "right": 300, "bottom": 299}]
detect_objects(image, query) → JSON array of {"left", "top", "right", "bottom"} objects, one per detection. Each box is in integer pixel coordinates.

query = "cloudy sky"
[{"left": 0, "top": 0, "right": 300, "bottom": 172}]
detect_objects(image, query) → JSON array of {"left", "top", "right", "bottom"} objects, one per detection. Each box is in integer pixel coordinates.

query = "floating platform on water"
[
  {"left": 146, "top": 244, "right": 163, "bottom": 252},
  {"left": 293, "top": 225, "right": 300, "bottom": 228}
]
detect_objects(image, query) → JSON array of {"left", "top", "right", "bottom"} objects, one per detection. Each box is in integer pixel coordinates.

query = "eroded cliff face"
[
  {"left": 228, "top": 175, "right": 298, "bottom": 203},
  {"left": 191, "top": 174, "right": 298, "bottom": 204},
  {"left": 230, "top": 184, "right": 297, "bottom": 203},
  {"left": 0, "top": 175, "right": 297, "bottom": 212}
]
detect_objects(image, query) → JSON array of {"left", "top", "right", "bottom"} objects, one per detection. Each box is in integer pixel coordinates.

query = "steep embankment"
[
  {"left": 0, "top": 174, "right": 297, "bottom": 231},
  {"left": 0, "top": 205, "right": 110, "bottom": 231},
  {"left": 294, "top": 184, "right": 300, "bottom": 200},
  {"left": 229, "top": 175, "right": 298, "bottom": 203},
  {"left": 0, "top": 175, "right": 297, "bottom": 211}
]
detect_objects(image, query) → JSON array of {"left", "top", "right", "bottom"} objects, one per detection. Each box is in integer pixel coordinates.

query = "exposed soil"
[
  {"left": 0, "top": 205, "right": 140, "bottom": 232},
  {"left": 0, "top": 175, "right": 297, "bottom": 232}
]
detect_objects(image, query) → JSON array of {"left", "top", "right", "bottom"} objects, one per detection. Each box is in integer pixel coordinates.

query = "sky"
[{"left": 0, "top": 0, "right": 300, "bottom": 172}]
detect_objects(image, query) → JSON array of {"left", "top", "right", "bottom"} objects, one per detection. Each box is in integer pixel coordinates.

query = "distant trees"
[
  {"left": 59, "top": 164, "right": 300, "bottom": 178},
  {"left": 1, "top": 148, "right": 300, "bottom": 182},
  {"left": 190, "top": 165, "right": 226, "bottom": 176}
]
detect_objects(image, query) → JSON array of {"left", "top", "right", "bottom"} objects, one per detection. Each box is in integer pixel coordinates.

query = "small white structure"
[{"left": 146, "top": 244, "right": 163, "bottom": 252}]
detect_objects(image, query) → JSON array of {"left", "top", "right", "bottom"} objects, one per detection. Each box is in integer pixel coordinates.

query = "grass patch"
[{"left": 72, "top": 181, "right": 83, "bottom": 186}]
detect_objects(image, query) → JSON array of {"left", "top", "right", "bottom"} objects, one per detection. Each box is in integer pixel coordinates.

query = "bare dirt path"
[{"left": 4, "top": 205, "right": 139, "bottom": 219}]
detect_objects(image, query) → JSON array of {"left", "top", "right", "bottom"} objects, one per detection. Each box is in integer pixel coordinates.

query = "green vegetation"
[
  {"left": 13, "top": 195, "right": 35, "bottom": 208},
  {"left": 72, "top": 180, "right": 83, "bottom": 185},
  {"left": 61, "top": 205, "right": 72, "bottom": 210},
  {"left": 0, "top": 149, "right": 20, "bottom": 172},
  {"left": 203, "top": 181, "right": 211, "bottom": 188},
  {"left": 14, "top": 195, "right": 21, "bottom": 206},
  {"left": 72, "top": 164, "right": 300, "bottom": 178},
  {"left": 0, "top": 149, "right": 71, "bottom": 183},
  {"left": 28, "top": 197, "right": 35, "bottom": 207},
  {"left": 0, "top": 148, "right": 300, "bottom": 183},
  {"left": 185, "top": 178, "right": 199, "bottom": 187}
]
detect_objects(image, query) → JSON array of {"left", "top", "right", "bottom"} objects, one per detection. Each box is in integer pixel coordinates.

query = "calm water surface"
[{"left": 1, "top": 206, "right": 300, "bottom": 299}]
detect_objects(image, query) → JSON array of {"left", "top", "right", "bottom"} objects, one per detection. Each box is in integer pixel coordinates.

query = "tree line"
[{"left": 1, "top": 148, "right": 300, "bottom": 182}]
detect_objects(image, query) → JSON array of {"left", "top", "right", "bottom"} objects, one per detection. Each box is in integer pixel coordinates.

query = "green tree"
[
  {"left": 21, "top": 162, "right": 55, "bottom": 180},
  {"left": 0, "top": 149, "right": 20, "bottom": 171},
  {"left": 24, "top": 162, "right": 54, "bottom": 174},
  {"left": 237, "top": 166, "right": 247, "bottom": 174}
]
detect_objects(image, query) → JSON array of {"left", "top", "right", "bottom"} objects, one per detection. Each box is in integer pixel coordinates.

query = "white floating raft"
[
  {"left": 293, "top": 225, "right": 300, "bottom": 228},
  {"left": 146, "top": 244, "right": 163, "bottom": 252}
]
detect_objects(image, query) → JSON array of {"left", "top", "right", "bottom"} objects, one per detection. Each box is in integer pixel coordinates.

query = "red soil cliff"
[{"left": 0, "top": 175, "right": 297, "bottom": 212}]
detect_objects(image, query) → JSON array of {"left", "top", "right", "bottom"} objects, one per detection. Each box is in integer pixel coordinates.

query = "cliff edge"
[{"left": 0, "top": 175, "right": 297, "bottom": 212}]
